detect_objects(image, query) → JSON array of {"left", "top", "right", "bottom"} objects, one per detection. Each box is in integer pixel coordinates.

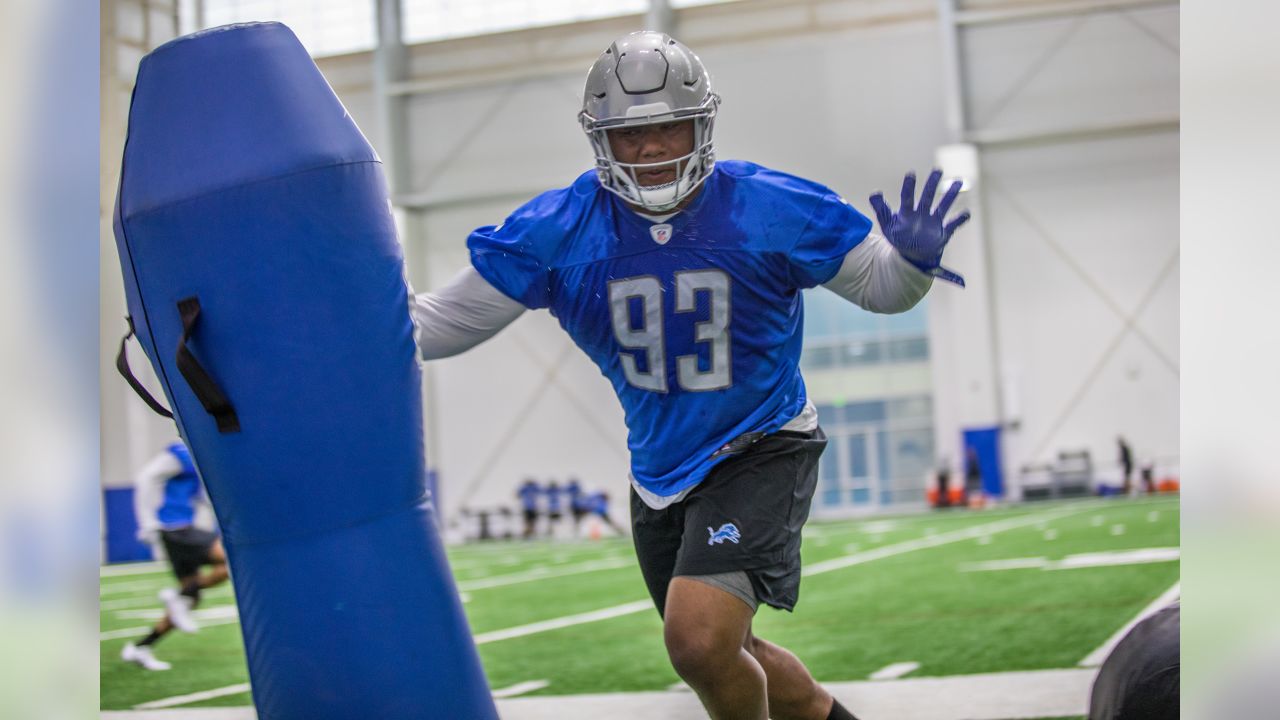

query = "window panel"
[
  {"left": 848, "top": 434, "right": 868, "bottom": 478},
  {"left": 822, "top": 488, "right": 842, "bottom": 507},
  {"left": 403, "top": 0, "right": 647, "bottom": 44},
  {"left": 888, "top": 396, "right": 932, "bottom": 421},
  {"left": 887, "top": 336, "right": 929, "bottom": 362},
  {"left": 840, "top": 339, "right": 883, "bottom": 366},
  {"left": 883, "top": 299, "right": 928, "bottom": 334},
  {"left": 887, "top": 427, "right": 934, "bottom": 488},
  {"left": 202, "top": 0, "right": 375, "bottom": 57},
  {"left": 801, "top": 345, "right": 836, "bottom": 371},
  {"left": 814, "top": 404, "right": 839, "bottom": 426},
  {"left": 843, "top": 401, "right": 885, "bottom": 425}
]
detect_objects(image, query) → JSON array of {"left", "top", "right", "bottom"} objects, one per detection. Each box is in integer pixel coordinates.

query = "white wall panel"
[
  {"left": 983, "top": 130, "right": 1178, "bottom": 486},
  {"left": 963, "top": 6, "right": 1178, "bottom": 133},
  {"left": 405, "top": 75, "right": 588, "bottom": 202}
]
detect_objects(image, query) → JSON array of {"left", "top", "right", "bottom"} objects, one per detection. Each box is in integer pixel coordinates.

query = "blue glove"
[{"left": 869, "top": 169, "right": 971, "bottom": 287}]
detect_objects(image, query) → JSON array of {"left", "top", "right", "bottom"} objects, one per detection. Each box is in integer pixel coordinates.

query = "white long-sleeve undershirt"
[
  {"left": 133, "top": 450, "right": 183, "bottom": 536},
  {"left": 820, "top": 232, "right": 933, "bottom": 313},
  {"left": 407, "top": 232, "right": 930, "bottom": 360},
  {"left": 408, "top": 267, "right": 526, "bottom": 361}
]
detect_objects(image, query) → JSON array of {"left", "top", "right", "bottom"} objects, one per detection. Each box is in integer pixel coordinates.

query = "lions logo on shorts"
[{"left": 707, "top": 523, "right": 741, "bottom": 546}]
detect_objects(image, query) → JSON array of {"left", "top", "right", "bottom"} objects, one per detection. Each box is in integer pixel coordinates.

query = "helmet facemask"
[{"left": 579, "top": 94, "right": 720, "bottom": 213}]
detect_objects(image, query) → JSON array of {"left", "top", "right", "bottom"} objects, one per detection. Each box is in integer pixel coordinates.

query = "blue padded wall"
[{"left": 113, "top": 22, "right": 496, "bottom": 719}]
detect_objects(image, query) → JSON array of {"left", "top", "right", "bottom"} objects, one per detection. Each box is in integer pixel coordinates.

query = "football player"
[
  {"left": 409, "top": 31, "right": 969, "bottom": 720},
  {"left": 121, "top": 440, "right": 229, "bottom": 671},
  {"left": 516, "top": 477, "right": 541, "bottom": 539}
]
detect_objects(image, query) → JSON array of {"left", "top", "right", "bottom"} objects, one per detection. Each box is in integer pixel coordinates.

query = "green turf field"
[{"left": 101, "top": 495, "right": 1178, "bottom": 715}]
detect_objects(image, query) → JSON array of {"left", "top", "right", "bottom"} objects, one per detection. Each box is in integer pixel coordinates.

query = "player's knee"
[{"left": 663, "top": 623, "right": 733, "bottom": 682}]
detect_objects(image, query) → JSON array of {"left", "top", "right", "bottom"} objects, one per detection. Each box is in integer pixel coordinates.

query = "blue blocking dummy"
[{"left": 113, "top": 23, "right": 497, "bottom": 719}]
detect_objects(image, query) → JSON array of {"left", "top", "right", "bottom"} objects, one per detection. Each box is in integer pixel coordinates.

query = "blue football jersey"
[
  {"left": 517, "top": 482, "right": 540, "bottom": 511},
  {"left": 158, "top": 441, "right": 202, "bottom": 529},
  {"left": 469, "top": 161, "right": 871, "bottom": 498}
]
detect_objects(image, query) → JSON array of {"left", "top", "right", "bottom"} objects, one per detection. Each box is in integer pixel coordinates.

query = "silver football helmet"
[{"left": 579, "top": 31, "right": 720, "bottom": 212}]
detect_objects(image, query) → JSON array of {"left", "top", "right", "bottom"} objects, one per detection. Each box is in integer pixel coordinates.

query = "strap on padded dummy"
[
  {"left": 116, "top": 317, "right": 175, "bottom": 419},
  {"left": 175, "top": 297, "right": 241, "bottom": 433}
]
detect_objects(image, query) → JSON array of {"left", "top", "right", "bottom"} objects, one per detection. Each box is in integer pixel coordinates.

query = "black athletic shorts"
[
  {"left": 630, "top": 426, "right": 827, "bottom": 615},
  {"left": 160, "top": 527, "right": 219, "bottom": 579}
]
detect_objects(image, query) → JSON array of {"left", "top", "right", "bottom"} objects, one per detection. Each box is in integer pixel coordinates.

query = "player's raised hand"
[{"left": 869, "top": 169, "right": 970, "bottom": 287}]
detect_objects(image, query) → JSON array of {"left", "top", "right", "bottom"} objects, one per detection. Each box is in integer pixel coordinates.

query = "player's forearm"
[
  {"left": 408, "top": 266, "right": 526, "bottom": 360},
  {"left": 821, "top": 233, "right": 933, "bottom": 313}
]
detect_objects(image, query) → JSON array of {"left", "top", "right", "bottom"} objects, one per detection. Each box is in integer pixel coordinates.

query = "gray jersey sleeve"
[
  {"left": 821, "top": 233, "right": 933, "bottom": 313},
  {"left": 408, "top": 266, "right": 526, "bottom": 360}
]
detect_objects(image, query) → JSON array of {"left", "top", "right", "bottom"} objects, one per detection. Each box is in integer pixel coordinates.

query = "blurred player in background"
[
  {"left": 566, "top": 477, "right": 587, "bottom": 535},
  {"left": 1117, "top": 435, "right": 1134, "bottom": 495},
  {"left": 121, "top": 440, "right": 229, "bottom": 671},
  {"left": 516, "top": 477, "right": 541, "bottom": 539},
  {"left": 408, "top": 30, "right": 968, "bottom": 720},
  {"left": 586, "top": 490, "right": 625, "bottom": 536},
  {"left": 544, "top": 480, "right": 564, "bottom": 538}
]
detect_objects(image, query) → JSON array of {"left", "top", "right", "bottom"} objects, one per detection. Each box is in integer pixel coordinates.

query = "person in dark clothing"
[
  {"left": 964, "top": 446, "right": 982, "bottom": 505},
  {"left": 544, "top": 481, "right": 564, "bottom": 538},
  {"left": 935, "top": 458, "right": 951, "bottom": 508},
  {"left": 1117, "top": 436, "right": 1134, "bottom": 495},
  {"left": 1089, "top": 603, "right": 1179, "bottom": 720},
  {"left": 587, "top": 491, "right": 626, "bottom": 535},
  {"left": 566, "top": 478, "right": 587, "bottom": 535},
  {"left": 516, "top": 478, "right": 541, "bottom": 539}
]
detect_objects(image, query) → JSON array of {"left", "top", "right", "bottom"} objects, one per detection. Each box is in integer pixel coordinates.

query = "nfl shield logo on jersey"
[{"left": 649, "top": 223, "right": 673, "bottom": 245}]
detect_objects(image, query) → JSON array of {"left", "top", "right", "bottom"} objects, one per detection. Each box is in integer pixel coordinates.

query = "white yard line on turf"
[
  {"left": 102, "top": 667, "right": 1098, "bottom": 719},
  {"left": 1049, "top": 547, "right": 1179, "bottom": 570},
  {"left": 101, "top": 588, "right": 234, "bottom": 610},
  {"left": 101, "top": 561, "right": 169, "bottom": 577},
  {"left": 870, "top": 661, "right": 920, "bottom": 680},
  {"left": 101, "top": 617, "right": 241, "bottom": 641},
  {"left": 959, "top": 547, "right": 1180, "bottom": 573},
  {"left": 101, "top": 625, "right": 157, "bottom": 641},
  {"left": 492, "top": 680, "right": 551, "bottom": 698},
  {"left": 133, "top": 683, "right": 251, "bottom": 710},
  {"left": 802, "top": 503, "right": 1092, "bottom": 577},
  {"left": 100, "top": 579, "right": 168, "bottom": 596},
  {"left": 459, "top": 557, "right": 633, "bottom": 591},
  {"left": 114, "top": 605, "right": 239, "bottom": 621},
  {"left": 1078, "top": 581, "right": 1180, "bottom": 667},
  {"left": 473, "top": 600, "right": 654, "bottom": 644},
  {"left": 100, "top": 597, "right": 164, "bottom": 611},
  {"left": 473, "top": 504, "right": 1091, "bottom": 646}
]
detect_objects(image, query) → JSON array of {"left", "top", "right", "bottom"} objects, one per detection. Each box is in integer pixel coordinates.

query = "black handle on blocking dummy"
[
  {"left": 116, "top": 317, "right": 175, "bottom": 419},
  {"left": 175, "top": 297, "right": 241, "bottom": 433}
]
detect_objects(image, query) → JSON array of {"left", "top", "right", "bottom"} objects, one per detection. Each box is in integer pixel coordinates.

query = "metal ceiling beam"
[
  {"left": 647, "top": 0, "right": 674, "bottom": 34},
  {"left": 374, "top": 0, "right": 410, "bottom": 199},
  {"left": 956, "top": 0, "right": 1177, "bottom": 27},
  {"left": 967, "top": 114, "right": 1179, "bottom": 148}
]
